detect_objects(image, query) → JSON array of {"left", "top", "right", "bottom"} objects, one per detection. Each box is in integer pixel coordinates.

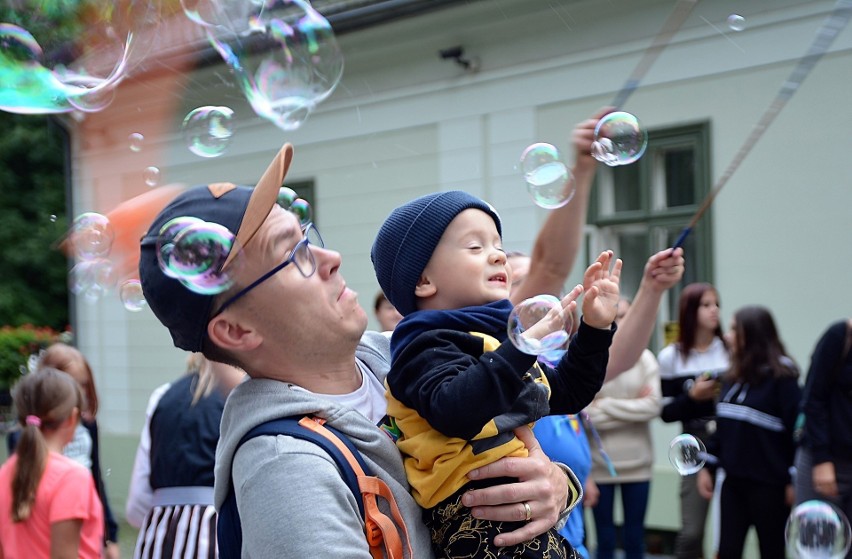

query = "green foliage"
[
  {"left": 0, "top": 324, "right": 66, "bottom": 389},
  {"left": 0, "top": 113, "right": 69, "bottom": 330}
]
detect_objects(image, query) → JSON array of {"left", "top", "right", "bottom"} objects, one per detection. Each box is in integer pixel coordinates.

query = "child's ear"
[{"left": 415, "top": 275, "right": 437, "bottom": 299}]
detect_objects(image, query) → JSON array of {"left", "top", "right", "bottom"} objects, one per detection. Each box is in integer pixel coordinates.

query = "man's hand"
[
  {"left": 813, "top": 461, "right": 839, "bottom": 497},
  {"left": 463, "top": 426, "right": 567, "bottom": 547},
  {"left": 696, "top": 468, "right": 714, "bottom": 500},
  {"left": 643, "top": 247, "right": 684, "bottom": 293},
  {"left": 583, "top": 478, "right": 599, "bottom": 508},
  {"left": 572, "top": 107, "right": 613, "bottom": 173}
]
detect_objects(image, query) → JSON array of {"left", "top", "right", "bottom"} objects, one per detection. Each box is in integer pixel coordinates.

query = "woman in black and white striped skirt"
[{"left": 126, "top": 354, "right": 244, "bottom": 558}]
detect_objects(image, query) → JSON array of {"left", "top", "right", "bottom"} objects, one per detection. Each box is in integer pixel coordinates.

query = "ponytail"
[{"left": 9, "top": 368, "right": 82, "bottom": 522}]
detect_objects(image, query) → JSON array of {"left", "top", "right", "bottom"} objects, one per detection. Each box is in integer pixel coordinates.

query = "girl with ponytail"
[{"left": 0, "top": 368, "right": 104, "bottom": 559}]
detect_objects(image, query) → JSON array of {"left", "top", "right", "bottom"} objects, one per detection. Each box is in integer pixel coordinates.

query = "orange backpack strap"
[{"left": 299, "top": 417, "right": 414, "bottom": 559}]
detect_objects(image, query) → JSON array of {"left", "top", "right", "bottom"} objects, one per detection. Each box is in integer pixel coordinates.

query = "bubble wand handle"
[
  {"left": 611, "top": 0, "right": 700, "bottom": 109},
  {"left": 670, "top": 0, "right": 852, "bottom": 253}
]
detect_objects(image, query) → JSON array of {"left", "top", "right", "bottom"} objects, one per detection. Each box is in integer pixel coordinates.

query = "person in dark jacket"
[
  {"left": 697, "top": 306, "right": 801, "bottom": 559},
  {"left": 794, "top": 318, "right": 852, "bottom": 559}
]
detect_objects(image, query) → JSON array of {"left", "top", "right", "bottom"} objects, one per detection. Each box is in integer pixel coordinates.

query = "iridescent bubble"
[
  {"left": 0, "top": 1, "right": 162, "bottom": 115},
  {"left": 157, "top": 217, "right": 204, "bottom": 278},
  {"left": 69, "top": 259, "right": 115, "bottom": 299},
  {"left": 519, "top": 143, "right": 575, "bottom": 209},
  {"left": 786, "top": 500, "right": 852, "bottom": 559},
  {"left": 727, "top": 14, "right": 746, "bottom": 32},
  {"left": 71, "top": 212, "right": 114, "bottom": 261},
  {"left": 119, "top": 279, "right": 147, "bottom": 312},
  {"left": 144, "top": 166, "right": 161, "bottom": 187},
  {"left": 289, "top": 199, "right": 312, "bottom": 225},
  {"left": 507, "top": 295, "right": 572, "bottom": 356},
  {"left": 668, "top": 434, "right": 706, "bottom": 475},
  {"left": 206, "top": 0, "right": 344, "bottom": 132},
  {"left": 180, "top": 0, "right": 254, "bottom": 35},
  {"left": 168, "top": 222, "right": 242, "bottom": 295},
  {"left": 592, "top": 111, "right": 648, "bottom": 167},
  {"left": 277, "top": 187, "right": 298, "bottom": 208},
  {"left": 49, "top": 214, "right": 57, "bottom": 223},
  {"left": 128, "top": 133, "right": 144, "bottom": 152},
  {"left": 182, "top": 106, "right": 235, "bottom": 158}
]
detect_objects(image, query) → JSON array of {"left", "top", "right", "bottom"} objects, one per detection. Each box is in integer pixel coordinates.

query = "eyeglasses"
[{"left": 211, "top": 223, "right": 324, "bottom": 317}]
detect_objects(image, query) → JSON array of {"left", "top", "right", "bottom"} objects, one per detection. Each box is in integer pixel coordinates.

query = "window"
[{"left": 588, "top": 123, "right": 712, "bottom": 349}]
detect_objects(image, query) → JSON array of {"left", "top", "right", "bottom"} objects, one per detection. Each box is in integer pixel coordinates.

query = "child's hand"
[
  {"left": 520, "top": 285, "right": 583, "bottom": 344},
  {"left": 581, "top": 250, "right": 622, "bottom": 329}
]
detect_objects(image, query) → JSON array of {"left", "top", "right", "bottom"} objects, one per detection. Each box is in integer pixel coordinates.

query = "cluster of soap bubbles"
[
  {"left": 152, "top": 186, "right": 313, "bottom": 296},
  {"left": 192, "top": 0, "right": 344, "bottom": 132},
  {"left": 156, "top": 217, "right": 242, "bottom": 295},
  {"left": 786, "top": 500, "right": 852, "bottom": 559},
  {"left": 68, "top": 212, "right": 149, "bottom": 312},
  {"left": 507, "top": 295, "right": 573, "bottom": 360},
  {"left": 518, "top": 143, "right": 576, "bottom": 210},
  {"left": 0, "top": 0, "right": 160, "bottom": 115},
  {"left": 591, "top": 111, "right": 648, "bottom": 167},
  {"left": 2, "top": 0, "right": 343, "bottom": 134}
]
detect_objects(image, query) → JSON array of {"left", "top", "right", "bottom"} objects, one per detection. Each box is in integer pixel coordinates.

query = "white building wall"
[{"left": 71, "top": 0, "right": 852, "bottom": 542}]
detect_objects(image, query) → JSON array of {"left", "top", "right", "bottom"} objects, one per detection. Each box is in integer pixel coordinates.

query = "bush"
[{"left": 0, "top": 325, "right": 68, "bottom": 390}]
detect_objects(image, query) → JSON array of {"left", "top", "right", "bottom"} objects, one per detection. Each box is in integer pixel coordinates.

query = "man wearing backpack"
[{"left": 138, "top": 143, "right": 579, "bottom": 558}]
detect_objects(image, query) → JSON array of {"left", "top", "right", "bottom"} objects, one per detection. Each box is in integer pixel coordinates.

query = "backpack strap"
[
  {"left": 298, "top": 417, "right": 413, "bottom": 559},
  {"left": 217, "top": 416, "right": 412, "bottom": 559}
]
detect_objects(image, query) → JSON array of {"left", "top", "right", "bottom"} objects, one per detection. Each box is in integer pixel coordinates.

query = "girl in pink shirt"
[{"left": 0, "top": 367, "right": 104, "bottom": 559}]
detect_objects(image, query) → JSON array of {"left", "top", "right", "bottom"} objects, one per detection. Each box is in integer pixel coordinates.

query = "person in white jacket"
[{"left": 586, "top": 297, "right": 662, "bottom": 559}]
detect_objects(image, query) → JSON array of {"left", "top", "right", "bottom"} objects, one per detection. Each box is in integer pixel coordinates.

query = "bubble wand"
[
  {"left": 670, "top": 0, "right": 852, "bottom": 251},
  {"left": 611, "top": 0, "right": 700, "bottom": 110}
]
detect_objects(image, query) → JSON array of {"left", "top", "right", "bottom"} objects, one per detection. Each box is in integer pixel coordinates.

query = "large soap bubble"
[
  {"left": 668, "top": 434, "right": 706, "bottom": 476},
  {"left": 507, "top": 295, "right": 572, "bottom": 356},
  {"left": 205, "top": 0, "right": 344, "bottom": 131},
  {"left": 0, "top": 0, "right": 162, "bottom": 114},
  {"left": 786, "top": 500, "right": 852, "bottom": 559},
  {"left": 519, "top": 143, "right": 575, "bottom": 209},
  {"left": 591, "top": 111, "right": 648, "bottom": 167}
]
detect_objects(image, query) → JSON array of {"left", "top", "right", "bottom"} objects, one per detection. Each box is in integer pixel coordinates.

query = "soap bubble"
[
  {"left": 157, "top": 217, "right": 204, "bottom": 278},
  {"left": 786, "top": 500, "right": 852, "bottom": 559},
  {"left": 277, "top": 187, "right": 298, "bottom": 208},
  {"left": 119, "top": 279, "right": 147, "bottom": 312},
  {"left": 69, "top": 258, "right": 116, "bottom": 305},
  {"left": 519, "top": 143, "right": 575, "bottom": 209},
  {"left": 288, "top": 199, "right": 312, "bottom": 225},
  {"left": 168, "top": 222, "right": 242, "bottom": 295},
  {"left": 592, "top": 111, "right": 648, "bottom": 167},
  {"left": 668, "top": 434, "right": 706, "bottom": 475},
  {"left": 71, "top": 213, "right": 114, "bottom": 261},
  {"left": 727, "top": 14, "right": 746, "bottom": 32},
  {"left": 128, "top": 133, "right": 145, "bottom": 152},
  {"left": 507, "top": 295, "right": 572, "bottom": 356},
  {"left": 0, "top": 1, "right": 162, "bottom": 114},
  {"left": 205, "top": 0, "right": 344, "bottom": 132},
  {"left": 144, "top": 166, "right": 161, "bottom": 187},
  {"left": 182, "top": 106, "right": 235, "bottom": 158}
]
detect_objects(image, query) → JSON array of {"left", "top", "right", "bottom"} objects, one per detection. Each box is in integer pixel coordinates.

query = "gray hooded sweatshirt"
[{"left": 213, "top": 331, "right": 434, "bottom": 558}]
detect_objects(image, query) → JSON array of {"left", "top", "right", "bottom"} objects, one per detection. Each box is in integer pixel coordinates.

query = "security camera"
[{"left": 439, "top": 46, "right": 464, "bottom": 60}]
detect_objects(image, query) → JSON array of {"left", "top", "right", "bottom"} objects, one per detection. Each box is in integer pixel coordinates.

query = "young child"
[
  {"left": 371, "top": 190, "right": 621, "bottom": 558},
  {"left": 0, "top": 367, "right": 104, "bottom": 559}
]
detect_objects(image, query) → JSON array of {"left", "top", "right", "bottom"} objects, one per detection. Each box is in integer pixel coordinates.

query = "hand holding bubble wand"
[
  {"left": 521, "top": 0, "right": 700, "bottom": 202},
  {"left": 670, "top": 0, "right": 852, "bottom": 252}
]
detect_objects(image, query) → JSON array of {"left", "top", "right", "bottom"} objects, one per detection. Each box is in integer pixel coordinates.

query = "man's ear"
[
  {"left": 207, "top": 314, "right": 262, "bottom": 352},
  {"left": 414, "top": 275, "right": 437, "bottom": 299}
]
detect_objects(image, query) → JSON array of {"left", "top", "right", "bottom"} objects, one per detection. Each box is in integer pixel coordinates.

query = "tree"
[{"left": 0, "top": 112, "right": 70, "bottom": 330}]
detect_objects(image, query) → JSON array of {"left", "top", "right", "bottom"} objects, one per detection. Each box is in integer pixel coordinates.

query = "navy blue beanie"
[{"left": 371, "top": 191, "right": 502, "bottom": 316}]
